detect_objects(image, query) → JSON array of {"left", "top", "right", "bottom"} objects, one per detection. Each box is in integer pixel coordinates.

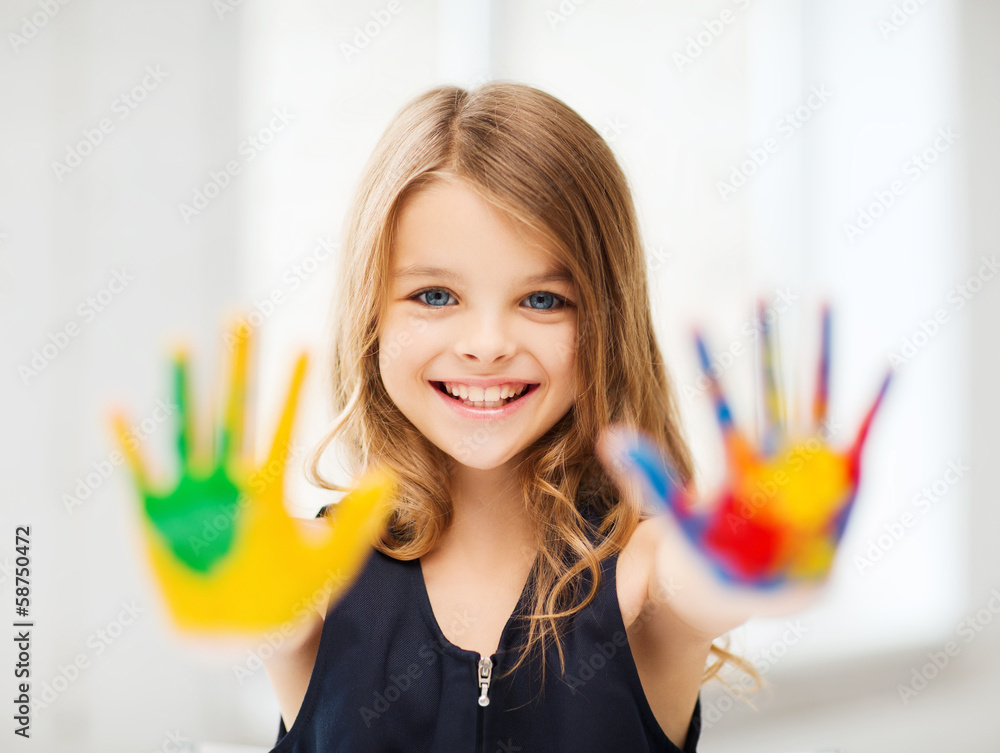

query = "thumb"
[
  {"left": 596, "top": 425, "right": 687, "bottom": 520},
  {"left": 318, "top": 465, "right": 398, "bottom": 575}
]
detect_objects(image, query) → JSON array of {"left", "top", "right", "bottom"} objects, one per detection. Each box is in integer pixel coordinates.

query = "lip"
[{"left": 430, "top": 380, "right": 538, "bottom": 419}]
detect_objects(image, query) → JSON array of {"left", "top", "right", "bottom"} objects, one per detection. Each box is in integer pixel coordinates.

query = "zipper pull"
[{"left": 477, "top": 656, "right": 493, "bottom": 707}]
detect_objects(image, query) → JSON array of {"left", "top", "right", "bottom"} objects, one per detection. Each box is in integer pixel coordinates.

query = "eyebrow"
[{"left": 391, "top": 264, "right": 573, "bottom": 286}]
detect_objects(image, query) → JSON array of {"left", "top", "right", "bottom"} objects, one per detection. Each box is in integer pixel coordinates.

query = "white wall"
[{"left": 1, "top": 0, "right": 265, "bottom": 749}]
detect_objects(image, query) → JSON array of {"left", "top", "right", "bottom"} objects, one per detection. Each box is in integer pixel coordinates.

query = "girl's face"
[{"left": 379, "top": 177, "right": 579, "bottom": 471}]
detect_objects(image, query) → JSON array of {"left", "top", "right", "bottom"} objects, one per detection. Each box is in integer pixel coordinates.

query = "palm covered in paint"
[
  {"left": 598, "top": 303, "right": 892, "bottom": 629},
  {"left": 110, "top": 319, "right": 396, "bottom": 634}
]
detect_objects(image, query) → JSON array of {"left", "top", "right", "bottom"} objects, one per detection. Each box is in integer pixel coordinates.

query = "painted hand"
[
  {"left": 598, "top": 303, "right": 892, "bottom": 627},
  {"left": 109, "top": 318, "right": 396, "bottom": 635}
]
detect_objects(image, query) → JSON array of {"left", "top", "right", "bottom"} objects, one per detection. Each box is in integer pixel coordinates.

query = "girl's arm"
[
  {"left": 262, "top": 610, "right": 324, "bottom": 732},
  {"left": 261, "top": 517, "right": 333, "bottom": 733},
  {"left": 599, "top": 303, "right": 892, "bottom": 739},
  {"left": 622, "top": 518, "right": 715, "bottom": 749}
]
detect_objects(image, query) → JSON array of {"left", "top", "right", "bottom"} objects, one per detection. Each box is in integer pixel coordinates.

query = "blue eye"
[
  {"left": 523, "top": 292, "right": 567, "bottom": 310},
  {"left": 408, "top": 288, "right": 571, "bottom": 310},
  {"left": 412, "top": 289, "right": 455, "bottom": 307}
]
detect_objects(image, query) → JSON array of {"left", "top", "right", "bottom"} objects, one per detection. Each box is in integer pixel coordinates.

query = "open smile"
[{"left": 429, "top": 380, "right": 539, "bottom": 418}]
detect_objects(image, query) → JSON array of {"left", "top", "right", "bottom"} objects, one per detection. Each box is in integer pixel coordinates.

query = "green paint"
[
  {"left": 142, "top": 464, "right": 241, "bottom": 573},
  {"left": 139, "top": 351, "right": 242, "bottom": 574}
]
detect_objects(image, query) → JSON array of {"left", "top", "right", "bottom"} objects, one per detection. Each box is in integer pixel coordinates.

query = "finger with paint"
[
  {"left": 108, "top": 316, "right": 397, "bottom": 634},
  {"left": 601, "top": 302, "right": 892, "bottom": 589}
]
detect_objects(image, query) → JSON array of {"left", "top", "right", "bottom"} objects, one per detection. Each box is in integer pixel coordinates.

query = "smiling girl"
[{"left": 257, "top": 81, "right": 766, "bottom": 753}]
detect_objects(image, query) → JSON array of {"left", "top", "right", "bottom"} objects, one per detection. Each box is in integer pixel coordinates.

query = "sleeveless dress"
[{"left": 270, "top": 512, "right": 702, "bottom": 752}]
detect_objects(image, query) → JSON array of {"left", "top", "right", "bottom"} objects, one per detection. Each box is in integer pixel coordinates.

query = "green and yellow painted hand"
[{"left": 109, "top": 318, "right": 397, "bottom": 634}]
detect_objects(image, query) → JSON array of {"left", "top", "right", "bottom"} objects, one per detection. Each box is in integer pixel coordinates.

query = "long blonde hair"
[{"left": 306, "top": 81, "right": 760, "bottom": 694}]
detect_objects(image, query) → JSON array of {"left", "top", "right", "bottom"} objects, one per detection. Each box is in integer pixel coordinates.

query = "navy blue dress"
[{"left": 270, "top": 515, "right": 702, "bottom": 752}]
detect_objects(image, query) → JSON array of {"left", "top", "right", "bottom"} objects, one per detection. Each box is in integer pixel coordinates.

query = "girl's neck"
[{"left": 435, "top": 465, "right": 536, "bottom": 567}]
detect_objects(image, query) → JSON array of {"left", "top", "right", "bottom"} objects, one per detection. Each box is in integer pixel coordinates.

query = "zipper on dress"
[
  {"left": 477, "top": 655, "right": 493, "bottom": 706},
  {"left": 475, "top": 654, "right": 493, "bottom": 753}
]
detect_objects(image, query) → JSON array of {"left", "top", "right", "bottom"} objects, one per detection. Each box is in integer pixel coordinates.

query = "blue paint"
[
  {"left": 626, "top": 440, "right": 674, "bottom": 503},
  {"left": 693, "top": 331, "right": 733, "bottom": 428}
]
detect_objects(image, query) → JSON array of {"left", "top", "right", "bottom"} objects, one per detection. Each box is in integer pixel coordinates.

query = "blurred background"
[{"left": 1, "top": 0, "right": 997, "bottom": 750}]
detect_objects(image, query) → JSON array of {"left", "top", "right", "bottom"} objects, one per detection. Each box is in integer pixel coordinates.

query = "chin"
[
  {"left": 441, "top": 441, "right": 528, "bottom": 471},
  {"left": 447, "top": 452, "right": 513, "bottom": 471}
]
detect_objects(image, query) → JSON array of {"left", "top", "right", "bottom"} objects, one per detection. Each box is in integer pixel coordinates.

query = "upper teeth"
[{"left": 442, "top": 382, "right": 529, "bottom": 401}]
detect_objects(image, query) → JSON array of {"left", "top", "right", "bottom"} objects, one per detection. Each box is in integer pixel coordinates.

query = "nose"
[{"left": 453, "top": 308, "right": 516, "bottom": 364}]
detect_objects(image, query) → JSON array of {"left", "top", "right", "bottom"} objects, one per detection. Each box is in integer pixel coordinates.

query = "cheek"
[
  {"left": 550, "top": 323, "right": 579, "bottom": 374},
  {"left": 561, "top": 322, "right": 582, "bottom": 399},
  {"left": 378, "top": 312, "right": 433, "bottom": 375}
]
